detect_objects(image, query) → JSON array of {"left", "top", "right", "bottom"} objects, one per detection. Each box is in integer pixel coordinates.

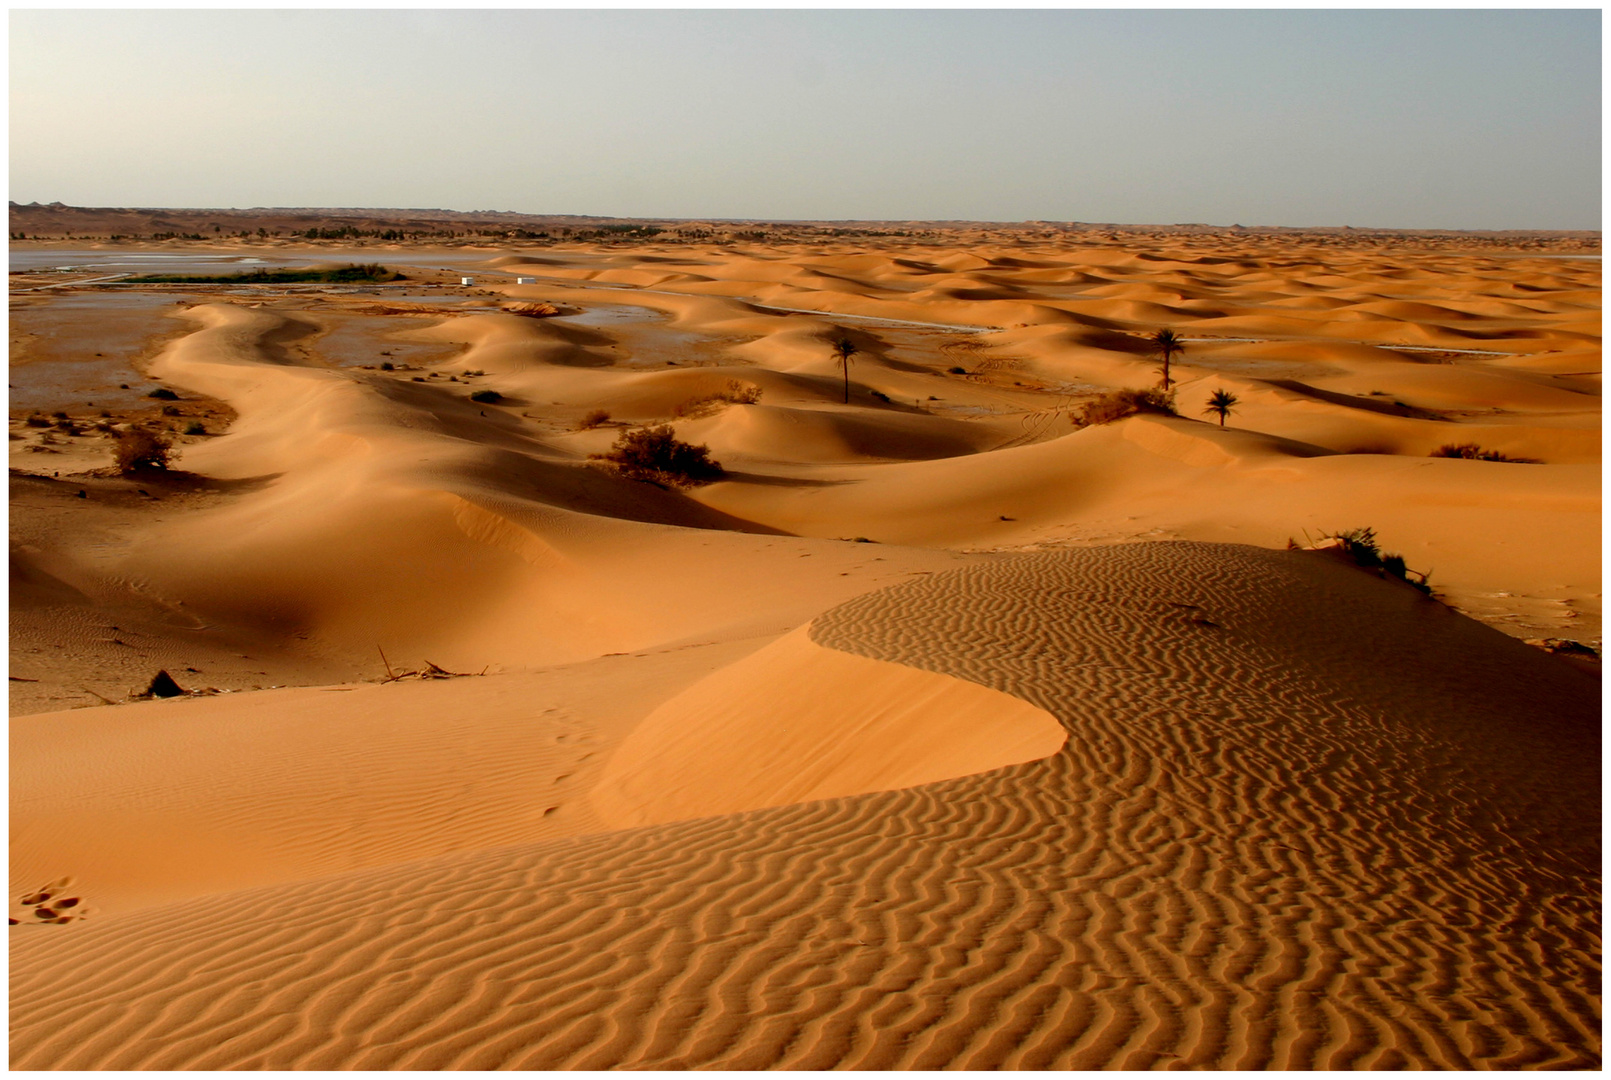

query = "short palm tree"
[
  {"left": 1204, "top": 388, "right": 1239, "bottom": 427},
  {"left": 1152, "top": 328, "right": 1184, "bottom": 389},
  {"left": 831, "top": 336, "right": 857, "bottom": 404}
]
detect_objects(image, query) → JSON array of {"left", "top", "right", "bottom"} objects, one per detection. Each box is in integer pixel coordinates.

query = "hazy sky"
[{"left": 10, "top": 9, "right": 1601, "bottom": 229}]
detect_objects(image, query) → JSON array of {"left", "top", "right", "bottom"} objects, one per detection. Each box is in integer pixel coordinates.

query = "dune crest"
[{"left": 592, "top": 624, "right": 1066, "bottom": 827}]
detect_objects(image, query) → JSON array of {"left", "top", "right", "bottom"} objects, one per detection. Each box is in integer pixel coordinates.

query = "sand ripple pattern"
[{"left": 11, "top": 543, "right": 1599, "bottom": 1069}]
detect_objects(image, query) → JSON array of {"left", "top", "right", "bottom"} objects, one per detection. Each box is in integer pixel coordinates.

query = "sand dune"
[
  {"left": 11, "top": 545, "right": 1597, "bottom": 1069},
  {"left": 10, "top": 228, "right": 1599, "bottom": 1068}
]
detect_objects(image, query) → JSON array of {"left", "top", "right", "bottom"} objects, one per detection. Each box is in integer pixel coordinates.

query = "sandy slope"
[
  {"left": 10, "top": 231, "right": 1600, "bottom": 1068},
  {"left": 11, "top": 545, "right": 1598, "bottom": 1069}
]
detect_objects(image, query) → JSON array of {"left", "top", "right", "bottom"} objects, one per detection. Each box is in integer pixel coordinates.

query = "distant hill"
[{"left": 7, "top": 201, "right": 1599, "bottom": 251}]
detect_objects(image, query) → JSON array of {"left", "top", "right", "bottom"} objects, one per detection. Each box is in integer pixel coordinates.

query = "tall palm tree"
[
  {"left": 831, "top": 336, "right": 857, "bottom": 404},
  {"left": 1204, "top": 388, "right": 1239, "bottom": 427},
  {"left": 1152, "top": 328, "right": 1184, "bottom": 390}
]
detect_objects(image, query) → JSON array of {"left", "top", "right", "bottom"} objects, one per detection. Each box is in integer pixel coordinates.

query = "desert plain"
[{"left": 8, "top": 216, "right": 1601, "bottom": 1068}]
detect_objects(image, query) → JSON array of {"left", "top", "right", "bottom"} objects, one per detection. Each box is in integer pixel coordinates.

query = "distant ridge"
[{"left": 7, "top": 201, "right": 1599, "bottom": 250}]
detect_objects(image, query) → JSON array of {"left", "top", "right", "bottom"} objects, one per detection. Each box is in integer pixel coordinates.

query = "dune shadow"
[
  {"left": 719, "top": 471, "right": 857, "bottom": 488},
  {"left": 1264, "top": 379, "right": 1448, "bottom": 421}
]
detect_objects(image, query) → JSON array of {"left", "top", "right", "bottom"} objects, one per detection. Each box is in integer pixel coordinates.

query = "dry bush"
[
  {"left": 112, "top": 427, "right": 172, "bottom": 475},
  {"left": 1431, "top": 442, "right": 1540, "bottom": 464},
  {"left": 1292, "top": 526, "right": 1431, "bottom": 595},
  {"left": 580, "top": 408, "right": 611, "bottom": 429},
  {"left": 1070, "top": 388, "right": 1177, "bottom": 428},
  {"left": 672, "top": 380, "right": 763, "bottom": 419},
  {"left": 591, "top": 424, "right": 724, "bottom": 488}
]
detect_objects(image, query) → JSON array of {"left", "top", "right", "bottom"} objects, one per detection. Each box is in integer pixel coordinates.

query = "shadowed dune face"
[{"left": 10, "top": 543, "right": 1597, "bottom": 1069}]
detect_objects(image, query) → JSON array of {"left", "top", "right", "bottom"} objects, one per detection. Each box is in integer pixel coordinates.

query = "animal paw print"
[{"left": 10, "top": 877, "right": 89, "bottom": 926}]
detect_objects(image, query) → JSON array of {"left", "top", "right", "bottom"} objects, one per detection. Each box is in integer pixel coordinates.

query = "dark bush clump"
[
  {"left": 24, "top": 415, "right": 50, "bottom": 428},
  {"left": 1431, "top": 443, "right": 1540, "bottom": 464},
  {"left": 147, "top": 388, "right": 179, "bottom": 401},
  {"left": 1300, "top": 526, "right": 1432, "bottom": 595},
  {"left": 592, "top": 424, "right": 724, "bottom": 488},
  {"left": 948, "top": 366, "right": 967, "bottom": 375},
  {"left": 112, "top": 428, "right": 172, "bottom": 475},
  {"left": 469, "top": 389, "right": 504, "bottom": 404},
  {"left": 183, "top": 421, "right": 208, "bottom": 436},
  {"left": 1071, "top": 388, "right": 1177, "bottom": 428},
  {"left": 580, "top": 408, "right": 611, "bottom": 429}
]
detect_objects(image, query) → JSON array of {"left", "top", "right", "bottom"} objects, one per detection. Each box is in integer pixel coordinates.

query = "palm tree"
[
  {"left": 1204, "top": 389, "right": 1239, "bottom": 427},
  {"left": 1152, "top": 328, "right": 1184, "bottom": 390},
  {"left": 831, "top": 336, "right": 857, "bottom": 404}
]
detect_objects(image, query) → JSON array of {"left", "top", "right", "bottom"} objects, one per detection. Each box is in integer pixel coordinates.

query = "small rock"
[{"left": 146, "top": 669, "right": 187, "bottom": 698}]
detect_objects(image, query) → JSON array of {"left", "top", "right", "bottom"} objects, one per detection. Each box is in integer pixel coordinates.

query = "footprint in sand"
[{"left": 13, "top": 877, "right": 88, "bottom": 926}]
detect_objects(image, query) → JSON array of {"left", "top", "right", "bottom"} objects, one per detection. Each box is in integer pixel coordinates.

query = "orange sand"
[{"left": 10, "top": 231, "right": 1600, "bottom": 1067}]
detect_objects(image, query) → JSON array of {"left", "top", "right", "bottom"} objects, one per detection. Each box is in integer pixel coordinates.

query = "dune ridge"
[{"left": 11, "top": 543, "right": 1597, "bottom": 1069}]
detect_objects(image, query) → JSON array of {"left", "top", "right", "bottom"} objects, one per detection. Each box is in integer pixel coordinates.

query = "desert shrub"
[
  {"left": 591, "top": 424, "right": 724, "bottom": 488},
  {"left": 580, "top": 408, "right": 611, "bottom": 429},
  {"left": 1071, "top": 388, "right": 1177, "bottom": 428},
  {"left": 1300, "top": 526, "right": 1432, "bottom": 595},
  {"left": 948, "top": 366, "right": 967, "bottom": 375},
  {"left": 24, "top": 415, "right": 49, "bottom": 428},
  {"left": 379, "top": 361, "right": 394, "bottom": 371},
  {"left": 1431, "top": 443, "right": 1540, "bottom": 464},
  {"left": 673, "top": 380, "right": 763, "bottom": 418},
  {"left": 160, "top": 405, "right": 181, "bottom": 416},
  {"left": 147, "top": 388, "right": 179, "bottom": 401},
  {"left": 183, "top": 421, "right": 207, "bottom": 436},
  {"left": 112, "top": 428, "right": 172, "bottom": 475},
  {"left": 469, "top": 389, "right": 504, "bottom": 404}
]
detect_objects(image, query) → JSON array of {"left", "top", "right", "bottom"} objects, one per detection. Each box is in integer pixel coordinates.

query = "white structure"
[
  {"left": 516, "top": 276, "right": 536, "bottom": 285},
  {"left": 460, "top": 276, "right": 475, "bottom": 286}
]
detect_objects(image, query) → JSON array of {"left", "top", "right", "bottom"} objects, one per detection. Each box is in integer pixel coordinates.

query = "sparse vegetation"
[
  {"left": 591, "top": 424, "right": 725, "bottom": 488},
  {"left": 1293, "top": 526, "right": 1431, "bottom": 594},
  {"left": 125, "top": 263, "right": 402, "bottom": 285},
  {"left": 112, "top": 428, "right": 172, "bottom": 475},
  {"left": 183, "top": 421, "right": 208, "bottom": 436},
  {"left": 580, "top": 408, "right": 612, "bottom": 429},
  {"left": 673, "top": 380, "right": 763, "bottom": 418},
  {"left": 147, "top": 388, "right": 179, "bottom": 401},
  {"left": 1431, "top": 443, "right": 1541, "bottom": 464},
  {"left": 948, "top": 365, "right": 967, "bottom": 375},
  {"left": 1070, "top": 388, "right": 1178, "bottom": 428},
  {"left": 469, "top": 389, "right": 504, "bottom": 404}
]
